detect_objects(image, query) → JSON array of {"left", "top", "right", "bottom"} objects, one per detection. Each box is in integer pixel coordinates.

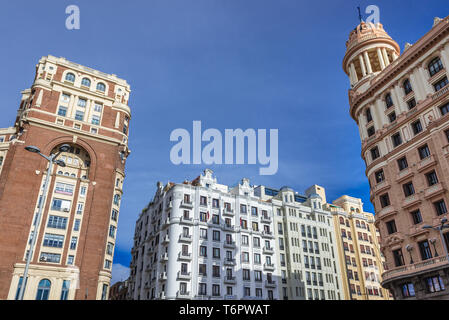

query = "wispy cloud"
[{"left": 111, "top": 263, "right": 130, "bottom": 285}]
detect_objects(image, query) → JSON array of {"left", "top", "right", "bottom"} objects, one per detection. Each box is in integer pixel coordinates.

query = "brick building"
[{"left": 0, "top": 55, "right": 131, "bottom": 300}]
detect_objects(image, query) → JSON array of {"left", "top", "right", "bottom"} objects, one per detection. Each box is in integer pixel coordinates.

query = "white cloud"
[{"left": 111, "top": 263, "right": 130, "bottom": 285}]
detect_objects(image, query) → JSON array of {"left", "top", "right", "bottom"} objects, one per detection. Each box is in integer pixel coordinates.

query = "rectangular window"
[
  {"left": 107, "top": 242, "right": 114, "bottom": 255},
  {"left": 70, "top": 236, "right": 77, "bottom": 250},
  {"left": 75, "top": 110, "right": 84, "bottom": 121},
  {"left": 91, "top": 115, "right": 101, "bottom": 125},
  {"left": 410, "top": 209, "right": 423, "bottom": 225},
  {"left": 418, "top": 145, "right": 431, "bottom": 160},
  {"left": 94, "top": 103, "right": 102, "bottom": 112},
  {"left": 109, "top": 225, "right": 116, "bottom": 238},
  {"left": 367, "top": 126, "right": 375, "bottom": 137},
  {"left": 371, "top": 146, "right": 380, "bottom": 161},
  {"left": 392, "top": 249, "right": 404, "bottom": 267},
  {"left": 398, "top": 157, "right": 408, "bottom": 171},
  {"left": 58, "top": 106, "right": 68, "bottom": 116},
  {"left": 386, "top": 220, "right": 397, "bottom": 235},
  {"left": 426, "top": 171, "right": 439, "bottom": 186},
  {"left": 433, "top": 76, "right": 449, "bottom": 92},
  {"left": 392, "top": 132, "right": 402, "bottom": 148},
  {"left": 426, "top": 276, "right": 445, "bottom": 293},
  {"left": 388, "top": 112, "right": 397, "bottom": 123},
  {"left": 55, "top": 182, "right": 74, "bottom": 195},
  {"left": 104, "top": 259, "right": 111, "bottom": 269},
  {"left": 77, "top": 98, "right": 87, "bottom": 107},
  {"left": 200, "top": 196, "right": 207, "bottom": 206},
  {"left": 441, "top": 102, "right": 449, "bottom": 116},
  {"left": 403, "top": 182, "right": 415, "bottom": 197},
  {"left": 43, "top": 233, "right": 64, "bottom": 248},
  {"left": 47, "top": 215, "right": 68, "bottom": 229},
  {"left": 380, "top": 193, "right": 390, "bottom": 208},
  {"left": 434, "top": 200, "right": 448, "bottom": 216},
  {"left": 40, "top": 252, "right": 61, "bottom": 263},
  {"left": 375, "top": 169, "right": 385, "bottom": 184},
  {"left": 411, "top": 120, "right": 423, "bottom": 135},
  {"left": 418, "top": 240, "right": 433, "bottom": 260},
  {"left": 73, "top": 219, "right": 81, "bottom": 231},
  {"left": 407, "top": 98, "right": 416, "bottom": 110}
]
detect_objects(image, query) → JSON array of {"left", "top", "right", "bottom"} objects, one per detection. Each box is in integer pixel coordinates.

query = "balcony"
[
  {"left": 263, "top": 247, "right": 274, "bottom": 255},
  {"left": 162, "top": 235, "right": 170, "bottom": 244},
  {"left": 176, "top": 291, "right": 191, "bottom": 299},
  {"left": 178, "top": 252, "right": 192, "bottom": 261},
  {"left": 223, "top": 276, "right": 237, "bottom": 284},
  {"left": 261, "top": 215, "right": 271, "bottom": 223},
  {"left": 396, "top": 167, "right": 413, "bottom": 183},
  {"left": 424, "top": 182, "right": 445, "bottom": 199},
  {"left": 263, "top": 263, "right": 275, "bottom": 271},
  {"left": 159, "top": 272, "right": 167, "bottom": 281},
  {"left": 179, "top": 234, "right": 192, "bottom": 243},
  {"left": 261, "top": 230, "right": 274, "bottom": 239},
  {"left": 222, "top": 208, "right": 234, "bottom": 217},
  {"left": 180, "top": 216, "right": 194, "bottom": 225},
  {"left": 265, "top": 280, "right": 276, "bottom": 288},
  {"left": 180, "top": 200, "right": 194, "bottom": 209},
  {"left": 402, "top": 195, "right": 421, "bottom": 209},
  {"left": 161, "top": 218, "right": 170, "bottom": 229},
  {"left": 160, "top": 253, "right": 169, "bottom": 261},
  {"left": 177, "top": 271, "right": 192, "bottom": 280},
  {"left": 224, "top": 258, "right": 236, "bottom": 266},
  {"left": 223, "top": 240, "right": 236, "bottom": 249},
  {"left": 382, "top": 256, "right": 448, "bottom": 285},
  {"left": 222, "top": 224, "right": 236, "bottom": 233}
]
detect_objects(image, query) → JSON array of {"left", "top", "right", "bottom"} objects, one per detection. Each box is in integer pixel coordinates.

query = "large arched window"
[
  {"left": 65, "top": 73, "right": 75, "bottom": 83},
  {"left": 96, "top": 82, "right": 106, "bottom": 92},
  {"left": 36, "top": 279, "right": 51, "bottom": 300},
  {"left": 81, "top": 78, "right": 91, "bottom": 87},
  {"left": 428, "top": 57, "right": 444, "bottom": 77}
]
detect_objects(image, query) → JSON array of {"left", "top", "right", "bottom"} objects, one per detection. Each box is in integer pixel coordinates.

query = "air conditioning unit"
[
  {"left": 40, "top": 256, "right": 47, "bottom": 262},
  {"left": 63, "top": 208, "right": 70, "bottom": 212}
]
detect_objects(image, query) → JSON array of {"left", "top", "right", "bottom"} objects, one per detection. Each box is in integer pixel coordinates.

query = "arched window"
[
  {"left": 385, "top": 93, "right": 393, "bottom": 109},
  {"left": 81, "top": 78, "right": 91, "bottom": 87},
  {"left": 36, "top": 279, "right": 51, "bottom": 300},
  {"left": 361, "top": 221, "right": 366, "bottom": 228},
  {"left": 65, "top": 73, "right": 75, "bottom": 83},
  {"left": 403, "top": 79, "right": 413, "bottom": 95},
  {"left": 428, "top": 57, "right": 444, "bottom": 77},
  {"left": 96, "top": 82, "right": 106, "bottom": 92},
  {"left": 64, "top": 172, "right": 70, "bottom": 176},
  {"left": 57, "top": 171, "right": 63, "bottom": 175},
  {"left": 356, "top": 220, "right": 360, "bottom": 227},
  {"left": 71, "top": 173, "right": 76, "bottom": 178}
]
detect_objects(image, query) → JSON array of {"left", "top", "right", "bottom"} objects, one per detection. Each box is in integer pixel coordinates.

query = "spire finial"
[{"left": 357, "top": 6, "right": 363, "bottom": 23}]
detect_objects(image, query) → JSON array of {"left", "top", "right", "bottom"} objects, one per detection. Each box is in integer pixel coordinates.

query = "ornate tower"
[
  {"left": 343, "top": 16, "right": 449, "bottom": 300},
  {"left": 0, "top": 55, "right": 131, "bottom": 300}
]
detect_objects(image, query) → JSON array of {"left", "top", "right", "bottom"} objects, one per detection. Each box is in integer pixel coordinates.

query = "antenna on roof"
[{"left": 357, "top": 6, "right": 363, "bottom": 23}]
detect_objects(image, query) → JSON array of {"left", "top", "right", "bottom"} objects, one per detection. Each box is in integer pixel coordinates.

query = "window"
[
  {"left": 113, "top": 194, "right": 120, "bottom": 205},
  {"left": 73, "top": 219, "right": 81, "bottom": 231},
  {"left": 212, "top": 284, "right": 220, "bottom": 296},
  {"left": 251, "top": 206, "right": 258, "bottom": 216},
  {"left": 386, "top": 220, "right": 397, "bottom": 235},
  {"left": 434, "top": 200, "right": 448, "bottom": 216},
  {"left": 371, "top": 146, "right": 380, "bottom": 161},
  {"left": 385, "top": 93, "right": 393, "bottom": 108},
  {"left": 418, "top": 145, "right": 431, "bottom": 160},
  {"left": 407, "top": 98, "right": 416, "bottom": 110},
  {"left": 426, "top": 276, "right": 445, "bottom": 293},
  {"left": 61, "top": 93, "right": 70, "bottom": 102},
  {"left": 398, "top": 157, "right": 408, "bottom": 171},
  {"left": 243, "top": 269, "right": 250, "bottom": 281},
  {"left": 75, "top": 110, "right": 84, "bottom": 121},
  {"left": 410, "top": 120, "right": 423, "bottom": 136},
  {"left": 440, "top": 102, "right": 449, "bottom": 116},
  {"left": 379, "top": 193, "right": 390, "bottom": 208},
  {"left": 392, "top": 132, "right": 402, "bottom": 147},
  {"left": 55, "top": 182, "right": 74, "bottom": 195},
  {"left": 212, "top": 198, "right": 219, "bottom": 208},
  {"left": 426, "top": 171, "right": 439, "bottom": 186},
  {"left": 418, "top": 240, "right": 433, "bottom": 261},
  {"left": 60, "top": 280, "right": 70, "bottom": 300},
  {"left": 96, "top": 82, "right": 106, "bottom": 92},
  {"left": 104, "top": 259, "right": 111, "bottom": 269},
  {"left": 200, "top": 228, "right": 208, "bottom": 240},
  {"left": 58, "top": 106, "right": 68, "bottom": 116},
  {"left": 107, "top": 242, "right": 114, "bottom": 255},
  {"left": 411, "top": 209, "right": 423, "bottom": 225},
  {"left": 47, "top": 216, "right": 68, "bottom": 229},
  {"left": 109, "top": 225, "right": 116, "bottom": 238},
  {"left": 92, "top": 115, "right": 101, "bottom": 125},
  {"left": 200, "top": 246, "right": 207, "bottom": 257},
  {"left": 212, "top": 230, "right": 220, "bottom": 242},
  {"left": 200, "top": 196, "right": 207, "bottom": 206},
  {"left": 428, "top": 57, "right": 444, "bottom": 77},
  {"left": 403, "top": 182, "right": 415, "bottom": 197},
  {"left": 392, "top": 249, "right": 405, "bottom": 267},
  {"left": 70, "top": 237, "right": 77, "bottom": 250},
  {"left": 77, "top": 98, "right": 87, "bottom": 108},
  {"left": 212, "top": 214, "right": 219, "bottom": 225},
  {"left": 434, "top": 76, "right": 448, "bottom": 92},
  {"left": 65, "top": 73, "right": 75, "bottom": 82},
  {"left": 213, "top": 248, "right": 220, "bottom": 259},
  {"left": 81, "top": 78, "right": 91, "bottom": 87},
  {"left": 403, "top": 79, "right": 413, "bottom": 95},
  {"left": 43, "top": 234, "right": 64, "bottom": 248},
  {"left": 212, "top": 266, "right": 220, "bottom": 278},
  {"left": 366, "top": 108, "right": 373, "bottom": 122},
  {"left": 367, "top": 126, "right": 375, "bottom": 137},
  {"left": 36, "top": 279, "right": 51, "bottom": 300},
  {"left": 388, "top": 112, "right": 397, "bottom": 123},
  {"left": 101, "top": 284, "right": 108, "bottom": 300},
  {"left": 375, "top": 169, "right": 385, "bottom": 184}
]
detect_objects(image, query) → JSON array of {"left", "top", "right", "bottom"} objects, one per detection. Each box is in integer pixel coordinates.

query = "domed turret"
[{"left": 343, "top": 21, "right": 400, "bottom": 87}]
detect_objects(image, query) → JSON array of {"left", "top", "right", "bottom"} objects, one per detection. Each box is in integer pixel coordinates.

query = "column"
[
  {"left": 377, "top": 48, "right": 386, "bottom": 70},
  {"left": 364, "top": 51, "right": 373, "bottom": 74},
  {"left": 440, "top": 48, "right": 449, "bottom": 70},
  {"left": 382, "top": 48, "right": 390, "bottom": 66},
  {"left": 69, "top": 95, "right": 77, "bottom": 118},
  {"left": 418, "top": 67, "right": 434, "bottom": 97},
  {"left": 409, "top": 72, "right": 424, "bottom": 102},
  {"left": 393, "top": 85, "right": 408, "bottom": 113},
  {"left": 359, "top": 55, "right": 367, "bottom": 77},
  {"left": 351, "top": 63, "right": 358, "bottom": 83}
]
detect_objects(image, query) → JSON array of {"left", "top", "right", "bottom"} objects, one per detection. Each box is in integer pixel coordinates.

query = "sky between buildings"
[{"left": 0, "top": 0, "right": 447, "bottom": 284}]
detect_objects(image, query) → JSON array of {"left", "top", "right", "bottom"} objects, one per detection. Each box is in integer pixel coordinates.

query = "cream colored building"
[{"left": 327, "top": 196, "right": 390, "bottom": 300}]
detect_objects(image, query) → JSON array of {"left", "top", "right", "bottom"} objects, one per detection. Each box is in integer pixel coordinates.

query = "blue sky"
[{"left": 0, "top": 0, "right": 447, "bottom": 284}]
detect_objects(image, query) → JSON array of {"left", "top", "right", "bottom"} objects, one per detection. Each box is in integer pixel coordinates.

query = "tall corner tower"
[{"left": 0, "top": 55, "right": 131, "bottom": 300}]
